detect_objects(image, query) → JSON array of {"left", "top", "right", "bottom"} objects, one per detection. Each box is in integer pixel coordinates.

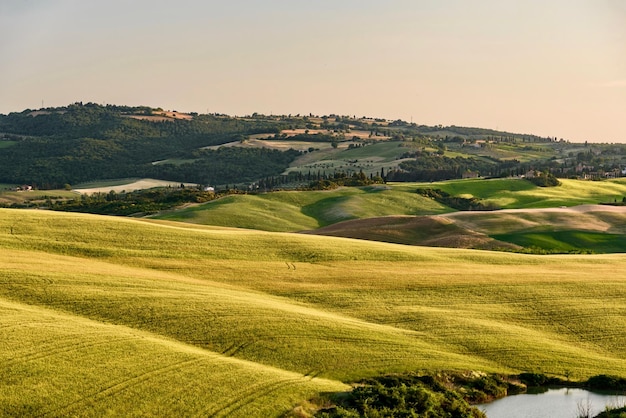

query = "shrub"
[
  {"left": 517, "top": 373, "right": 559, "bottom": 387},
  {"left": 316, "top": 373, "right": 487, "bottom": 417},
  {"left": 525, "top": 172, "right": 560, "bottom": 187},
  {"left": 416, "top": 188, "right": 500, "bottom": 211},
  {"left": 586, "top": 375, "right": 626, "bottom": 391}
]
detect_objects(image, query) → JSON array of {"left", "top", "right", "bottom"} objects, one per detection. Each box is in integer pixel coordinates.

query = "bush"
[
  {"left": 593, "top": 407, "right": 626, "bottom": 418},
  {"left": 316, "top": 373, "right": 487, "bottom": 417},
  {"left": 526, "top": 172, "right": 560, "bottom": 187},
  {"left": 586, "top": 375, "right": 626, "bottom": 391},
  {"left": 416, "top": 188, "right": 500, "bottom": 211},
  {"left": 517, "top": 373, "right": 563, "bottom": 387}
]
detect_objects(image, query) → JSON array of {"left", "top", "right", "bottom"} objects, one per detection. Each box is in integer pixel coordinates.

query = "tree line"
[{"left": 0, "top": 103, "right": 292, "bottom": 188}]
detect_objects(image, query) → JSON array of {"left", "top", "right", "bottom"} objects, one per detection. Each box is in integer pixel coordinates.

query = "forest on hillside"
[
  {"left": 1, "top": 102, "right": 625, "bottom": 189},
  {"left": 0, "top": 103, "right": 292, "bottom": 188}
]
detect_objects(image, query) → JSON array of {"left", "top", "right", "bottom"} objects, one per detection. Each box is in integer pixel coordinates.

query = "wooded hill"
[
  {"left": 0, "top": 103, "right": 291, "bottom": 188},
  {"left": 1, "top": 102, "right": 625, "bottom": 190}
]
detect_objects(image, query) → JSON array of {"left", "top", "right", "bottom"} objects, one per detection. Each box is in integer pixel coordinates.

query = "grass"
[
  {"left": 286, "top": 140, "right": 413, "bottom": 177},
  {"left": 489, "top": 143, "right": 555, "bottom": 162},
  {"left": 73, "top": 178, "right": 143, "bottom": 188},
  {"left": 0, "top": 189, "right": 78, "bottom": 205},
  {"left": 2, "top": 209, "right": 626, "bottom": 414},
  {"left": 443, "top": 206, "right": 626, "bottom": 253},
  {"left": 1, "top": 298, "right": 346, "bottom": 417},
  {"left": 157, "top": 193, "right": 322, "bottom": 231},
  {"left": 155, "top": 186, "right": 448, "bottom": 231},
  {"left": 72, "top": 178, "right": 197, "bottom": 193},
  {"left": 154, "top": 178, "right": 626, "bottom": 237},
  {"left": 457, "top": 142, "right": 556, "bottom": 162},
  {"left": 2, "top": 212, "right": 626, "bottom": 356},
  {"left": 0, "top": 140, "right": 17, "bottom": 149},
  {"left": 492, "top": 231, "right": 626, "bottom": 253},
  {"left": 392, "top": 178, "right": 626, "bottom": 209},
  {"left": 336, "top": 141, "right": 411, "bottom": 161},
  {"left": 303, "top": 216, "right": 517, "bottom": 251}
]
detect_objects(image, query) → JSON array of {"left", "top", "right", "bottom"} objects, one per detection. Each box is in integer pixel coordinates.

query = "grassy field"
[
  {"left": 302, "top": 215, "right": 520, "bottom": 250},
  {"left": 393, "top": 178, "right": 626, "bottom": 209},
  {"left": 285, "top": 141, "right": 414, "bottom": 177},
  {"left": 153, "top": 178, "right": 626, "bottom": 235},
  {"left": 492, "top": 230, "right": 626, "bottom": 253},
  {"left": 2, "top": 209, "right": 626, "bottom": 415},
  {"left": 452, "top": 142, "right": 556, "bottom": 162},
  {"left": 73, "top": 178, "right": 197, "bottom": 194},
  {"left": 0, "top": 189, "right": 78, "bottom": 205},
  {"left": 0, "top": 140, "right": 17, "bottom": 149},
  {"left": 139, "top": 137, "right": 406, "bottom": 180},
  {"left": 72, "top": 178, "right": 145, "bottom": 188},
  {"left": 155, "top": 185, "right": 448, "bottom": 231},
  {"left": 443, "top": 205, "right": 626, "bottom": 252},
  {"left": 2, "top": 298, "right": 346, "bottom": 417}
]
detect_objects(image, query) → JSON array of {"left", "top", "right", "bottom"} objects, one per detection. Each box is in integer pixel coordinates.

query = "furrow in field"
[
  {"left": 3, "top": 208, "right": 626, "bottom": 392},
  {"left": 1, "top": 297, "right": 349, "bottom": 417},
  {"left": 0, "top": 247, "right": 504, "bottom": 380},
  {"left": 4, "top": 333, "right": 136, "bottom": 367},
  {"left": 42, "top": 358, "right": 207, "bottom": 417},
  {"left": 204, "top": 377, "right": 305, "bottom": 418}
]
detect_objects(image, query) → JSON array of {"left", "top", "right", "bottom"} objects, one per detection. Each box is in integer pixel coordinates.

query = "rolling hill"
[
  {"left": 300, "top": 215, "right": 520, "bottom": 250},
  {"left": 301, "top": 204, "right": 626, "bottom": 253},
  {"left": 3, "top": 103, "right": 626, "bottom": 415},
  {"left": 153, "top": 184, "right": 449, "bottom": 231},
  {"left": 2, "top": 209, "right": 626, "bottom": 415},
  {"left": 152, "top": 178, "right": 626, "bottom": 253}
]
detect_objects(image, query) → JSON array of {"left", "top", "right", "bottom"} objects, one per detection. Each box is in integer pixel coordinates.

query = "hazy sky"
[{"left": 1, "top": 0, "right": 625, "bottom": 142}]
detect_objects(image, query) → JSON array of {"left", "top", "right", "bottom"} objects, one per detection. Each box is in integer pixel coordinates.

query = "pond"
[{"left": 477, "top": 387, "right": 625, "bottom": 418}]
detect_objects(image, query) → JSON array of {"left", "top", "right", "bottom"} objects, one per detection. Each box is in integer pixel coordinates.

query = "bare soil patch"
[
  {"left": 28, "top": 110, "right": 66, "bottom": 117},
  {"left": 443, "top": 205, "right": 626, "bottom": 234},
  {"left": 281, "top": 129, "right": 334, "bottom": 136},
  {"left": 74, "top": 179, "right": 196, "bottom": 194},
  {"left": 280, "top": 129, "right": 390, "bottom": 140},
  {"left": 301, "top": 215, "right": 518, "bottom": 250},
  {"left": 123, "top": 111, "right": 193, "bottom": 122}
]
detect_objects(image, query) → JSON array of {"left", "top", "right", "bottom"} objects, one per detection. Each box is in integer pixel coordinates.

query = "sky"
[{"left": 1, "top": 0, "right": 625, "bottom": 143}]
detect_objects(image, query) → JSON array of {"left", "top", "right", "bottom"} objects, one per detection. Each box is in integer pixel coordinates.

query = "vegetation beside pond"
[
  {"left": 301, "top": 372, "right": 626, "bottom": 418},
  {"left": 594, "top": 407, "right": 626, "bottom": 418}
]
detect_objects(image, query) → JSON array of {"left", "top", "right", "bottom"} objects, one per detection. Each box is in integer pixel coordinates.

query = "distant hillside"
[
  {"left": 301, "top": 205, "right": 626, "bottom": 254},
  {"left": 0, "top": 102, "right": 290, "bottom": 188},
  {"left": 2, "top": 102, "right": 625, "bottom": 190},
  {"left": 151, "top": 178, "right": 626, "bottom": 253}
]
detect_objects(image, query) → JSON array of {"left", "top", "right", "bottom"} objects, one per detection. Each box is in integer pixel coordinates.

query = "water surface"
[{"left": 478, "top": 388, "right": 625, "bottom": 418}]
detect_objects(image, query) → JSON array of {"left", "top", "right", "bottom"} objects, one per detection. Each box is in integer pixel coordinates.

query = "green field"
[
  {"left": 286, "top": 141, "right": 414, "bottom": 177},
  {"left": 397, "top": 178, "right": 626, "bottom": 209},
  {"left": 0, "top": 141, "right": 17, "bottom": 149},
  {"left": 2, "top": 298, "right": 346, "bottom": 417},
  {"left": 0, "top": 189, "right": 78, "bottom": 205},
  {"left": 73, "top": 178, "right": 144, "bottom": 188},
  {"left": 155, "top": 185, "right": 448, "bottom": 231},
  {"left": 153, "top": 179, "right": 626, "bottom": 235},
  {"left": 2, "top": 209, "right": 626, "bottom": 415},
  {"left": 492, "top": 230, "right": 626, "bottom": 253}
]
